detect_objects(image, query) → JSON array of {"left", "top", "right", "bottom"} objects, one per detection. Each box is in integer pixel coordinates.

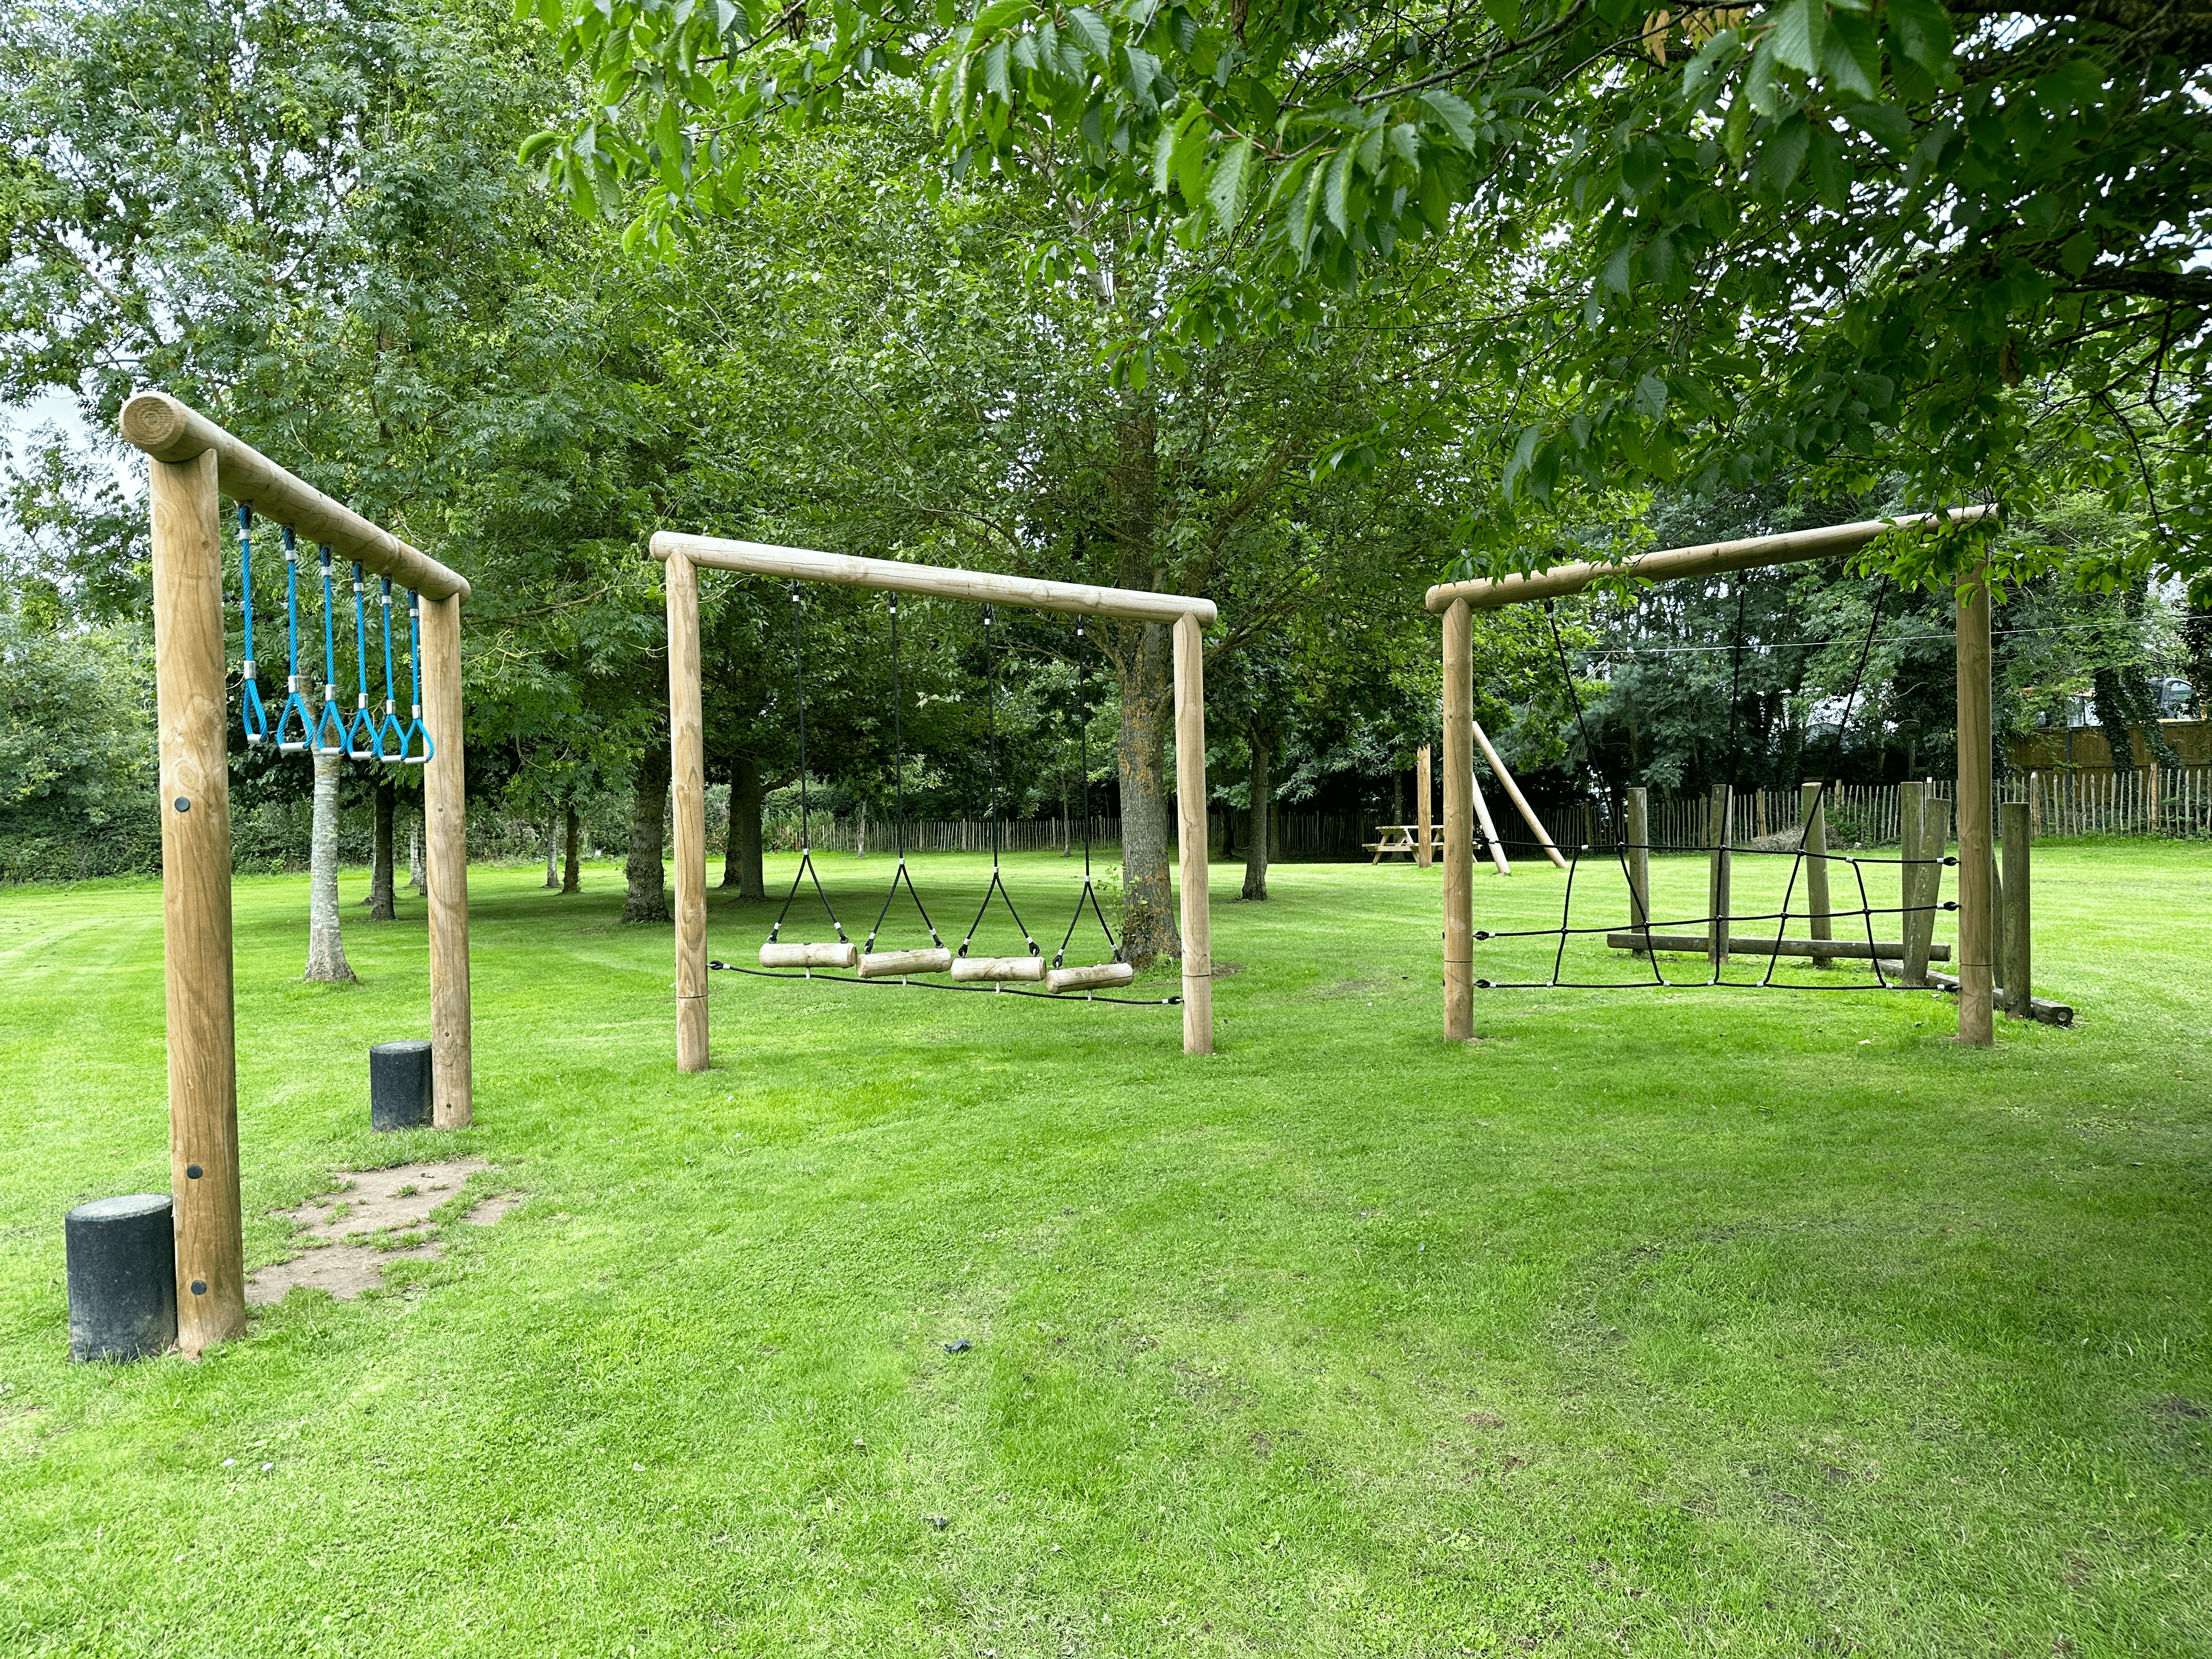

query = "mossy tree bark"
[
  {"left": 562, "top": 802, "right": 581, "bottom": 893},
  {"left": 304, "top": 748, "right": 356, "bottom": 981},
  {"left": 1242, "top": 722, "right": 1275, "bottom": 901},
  {"left": 366, "top": 775, "right": 396, "bottom": 921},
  {"left": 623, "top": 740, "right": 673, "bottom": 923},
  {"left": 722, "top": 755, "right": 765, "bottom": 899}
]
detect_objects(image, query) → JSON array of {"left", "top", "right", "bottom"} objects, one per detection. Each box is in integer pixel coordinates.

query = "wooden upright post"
[
  {"left": 1415, "top": 743, "right": 1434, "bottom": 868},
  {"left": 1707, "top": 783, "right": 1733, "bottom": 970},
  {"left": 420, "top": 592, "right": 472, "bottom": 1125},
  {"left": 1442, "top": 600, "right": 1474, "bottom": 1039},
  {"left": 1900, "top": 781, "right": 1927, "bottom": 986},
  {"left": 150, "top": 448, "right": 245, "bottom": 1357},
  {"left": 1624, "top": 786, "right": 1651, "bottom": 955},
  {"left": 1172, "top": 612, "right": 1214, "bottom": 1056},
  {"left": 1956, "top": 564, "right": 1994, "bottom": 1045},
  {"left": 668, "top": 554, "right": 709, "bottom": 1071},
  {"left": 1799, "top": 782, "right": 1833, "bottom": 968},
  {"left": 2000, "top": 799, "right": 2031, "bottom": 1017}
]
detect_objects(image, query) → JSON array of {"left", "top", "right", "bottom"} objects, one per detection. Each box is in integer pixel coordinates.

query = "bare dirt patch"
[{"left": 247, "top": 1159, "right": 520, "bottom": 1306}]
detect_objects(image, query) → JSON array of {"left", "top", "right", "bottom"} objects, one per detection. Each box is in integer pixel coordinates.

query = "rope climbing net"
[
  {"left": 238, "top": 504, "right": 431, "bottom": 765},
  {"left": 1472, "top": 577, "right": 1960, "bottom": 993},
  {"left": 708, "top": 588, "right": 1178, "bottom": 1007}
]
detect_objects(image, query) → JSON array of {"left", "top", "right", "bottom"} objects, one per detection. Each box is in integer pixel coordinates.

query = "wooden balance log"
[
  {"left": 1045, "top": 962, "right": 1136, "bottom": 994},
  {"left": 1605, "top": 932, "right": 1951, "bottom": 962},
  {"left": 760, "top": 941, "right": 860, "bottom": 969},
  {"left": 857, "top": 947, "right": 955, "bottom": 979},
  {"left": 951, "top": 956, "right": 1048, "bottom": 983}
]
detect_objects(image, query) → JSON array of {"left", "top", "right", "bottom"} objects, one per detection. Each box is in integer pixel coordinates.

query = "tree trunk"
[
  {"left": 624, "top": 741, "right": 673, "bottom": 923},
  {"left": 1114, "top": 622, "right": 1178, "bottom": 966},
  {"left": 408, "top": 811, "right": 426, "bottom": 893},
  {"left": 562, "top": 802, "right": 581, "bottom": 893},
  {"left": 1242, "top": 725, "right": 1273, "bottom": 901},
  {"left": 544, "top": 815, "right": 560, "bottom": 888},
  {"left": 366, "top": 776, "right": 396, "bottom": 921},
  {"left": 723, "top": 755, "right": 766, "bottom": 899},
  {"left": 304, "top": 749, "right": 356, "bottom": 982},
  {"left": 1109, "top": 402, "right": 1180, "bottom": 967}
]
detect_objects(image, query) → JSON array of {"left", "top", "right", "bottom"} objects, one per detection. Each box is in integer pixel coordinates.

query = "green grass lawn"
[{"left": 1, "top": 840, "right": 2207, "bottom": 1656}]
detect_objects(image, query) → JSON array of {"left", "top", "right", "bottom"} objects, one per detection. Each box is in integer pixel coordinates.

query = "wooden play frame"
[
  {"left": 1424, "top": 506, "right": 2002, "bottom": 1048},
  {"left": 650, "top": 532, "right": 1220, "bottom": 1065},
  {"left": 121, "top": 391, "right": 474, "bottom": 1356}
]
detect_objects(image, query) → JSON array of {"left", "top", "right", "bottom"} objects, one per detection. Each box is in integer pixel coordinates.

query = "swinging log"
[
  {"left": 1605, "top": 932, "right": 1950, "bottom": 961},
  {"left": 859, "top": 947, "right": 955, "bottom": 978},
  {"left": 952, "top": 956, "right": 1048, "bottom": 982},
  {"left": 1047, "top": 963, "right": 1136, "bottom": 994},
  {"left": 761, "top": 941, "right": 859, "bottom": 969}
]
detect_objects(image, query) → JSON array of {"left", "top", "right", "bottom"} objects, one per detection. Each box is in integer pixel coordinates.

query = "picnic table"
[{"left": 1364, "top": 823, "right": 1444, "bottom": 863}]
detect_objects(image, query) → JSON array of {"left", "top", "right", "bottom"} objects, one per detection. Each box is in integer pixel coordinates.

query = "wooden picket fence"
[
  {"left": 741, "top": 767, "right": 2212, "bottom": 864},
  {"left": 1504, "top": 767, "right": 2212, "bottom": 854}
]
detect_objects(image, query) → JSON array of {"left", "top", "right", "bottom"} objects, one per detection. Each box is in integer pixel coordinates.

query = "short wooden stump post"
[
  {"left": 66, "top": 1195, "right": 178, "bottom": 1362},
  {"left": 370, "top": 1040, "right": 435, "bottom": 1132}
]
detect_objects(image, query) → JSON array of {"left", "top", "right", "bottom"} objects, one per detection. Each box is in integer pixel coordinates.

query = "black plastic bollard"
[
  {"left": 66, "top": 1194, "right": 178, "bottom": 1363},
  {"left": 370, "top": 1039, "right": 435, "bottom": 1132}
]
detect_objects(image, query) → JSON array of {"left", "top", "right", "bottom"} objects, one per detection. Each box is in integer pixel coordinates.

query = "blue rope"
[
  {"left": 376, "top": 578, "right": 407, "bottom": 760},
  {"left": 235, "top": 506, "right": 267, "bottom": 746},
  {"left": 346, "top": 562, "right": 377, "bottom": 758},
  {"left": 273, "top": 527, "right": 314, "bottom": 751},
  {"left": 402, "top": 591, "right": 434, "bottom": 764},
  {"left": 313, "top": 546, "right": 348, "bottom": 753}
]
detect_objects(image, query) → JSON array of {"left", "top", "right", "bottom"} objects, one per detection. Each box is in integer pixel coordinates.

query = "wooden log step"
[
  {"left": 950, "top": 955, "right": 1047, "bottom": 983},
  {"left": 1046, "top": 962, "right": 1136, "bottom": 994},
  {"left": 1875, "top": 963, "right": 2075, "bottom": 1027},
  {"left": 1604, "top": 932, "right": 1950, "bottom": 962},
  {"left": 760, "top": 941, "right": 858, "bottom": 969},
  {"left": 857, "top": 947, "right": 955, "bottom": 979}
]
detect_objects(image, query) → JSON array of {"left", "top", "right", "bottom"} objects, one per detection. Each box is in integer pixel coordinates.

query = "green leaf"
[
  {"left": 1767, "top": 0, "right": 1824, "bottom": 76},
  {"left": 1844, "top": 100, "right": 1911, "bottom": 150},
  {"left": 1206, "top": 135, "right": 1249, "bottom": 227},
  {"left": 1173, "top": 109, "right": 1208, "bottom": 204},
  {"left": 1323, "top": 140, "right": 1357, "bottom": 233},
  {"left": 1288, "top": 163, "right": 1322, "bottom": 259},
  {"left": 973, "top": 0, "right": 1030, "bottom": 29},
  {"left": 1064, "top": 6, "right": 1110, "bottom": 62},
  {"left": 1150, "top": 117, "right": 1177, "bottom": 195},
  {"left": 1599, "top": 239, "right": 1633, "bottom": 294},
  {"left": 1419, "top": 89, "right": 1479, "bottom": 150},
  {"left": 1884, "top": 0, "right": 1954, "bottom": 72},
  {"left": 1822, "top": 11, "right": 1880, "bottom": 98},
  {"left": 1805, "top": 119, "right": 1847, "bottom": 206},
  {"left": 1417, "top": 159, "right": 1451, "bottom": 230},
  {"left": 537, "top": 0, "right": 564, "bottom": 30},
  {"left": 2058, "top": 230, "right": 2095, "bottom": 278},
  {"left": 1762, "top": 112, "right": 1811, "bottom": 190},
  {"left": 984, "top": 37, "right": 1010, "bottom": 99}
]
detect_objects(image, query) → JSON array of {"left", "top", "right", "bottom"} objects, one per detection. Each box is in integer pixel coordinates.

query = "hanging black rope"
[
  {"left": 765, "top": 582, "right": 847, "bottom": 945},
  {"left": 864, "top": 592, "right": 944, "bottom": 952},
  {"left": 1052, "top": 619, "right": 1121, "bottom": 969},
  {"left": 960, "top": 605, "right": 1037, "bottom": 957},
  {"left": 1470, "top": 579, "right": 1954, "bottom": 992}
]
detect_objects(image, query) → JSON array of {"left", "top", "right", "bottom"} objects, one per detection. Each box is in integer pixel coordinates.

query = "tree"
[{"left": 528, "top": 0, "right": 2210, "bottom": 597}]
